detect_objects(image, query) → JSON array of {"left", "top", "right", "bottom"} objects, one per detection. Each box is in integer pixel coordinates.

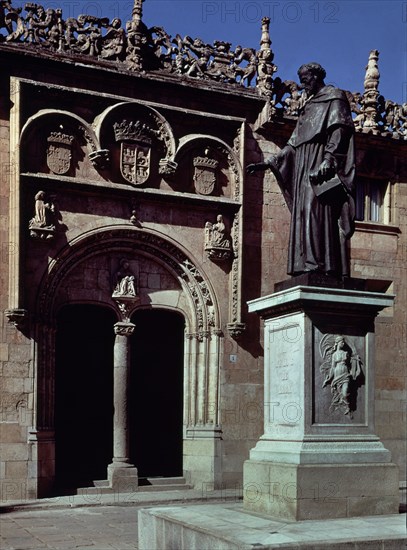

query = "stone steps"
[{"left": 76, "top": 476, "right": 191, "bottom": 495}]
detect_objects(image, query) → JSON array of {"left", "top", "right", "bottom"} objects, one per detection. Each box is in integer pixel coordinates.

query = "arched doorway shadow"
[
  {"left": 55, "top": 304, "right": 116, "bottom": 493},
  {"left": 130, "top": 309, "right": 185, "bottom": 479}
]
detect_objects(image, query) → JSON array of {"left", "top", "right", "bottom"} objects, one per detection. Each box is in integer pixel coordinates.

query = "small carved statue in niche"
[
  {"left": 204, "top": 215, "right": 232, "bottom": 262},
  {"left": 29, "top": 190, "right": 56, "bottom": 239},
  {"left": 320, "top": 335, "right": 363, "bottom": 417},
  {"left": 112, "top": 259, "right": 137, "bottom": 298}
]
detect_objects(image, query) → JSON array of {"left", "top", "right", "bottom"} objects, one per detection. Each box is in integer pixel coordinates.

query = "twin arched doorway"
[{"left": 55, "top": 304, "right": 185, "bottom": 492}]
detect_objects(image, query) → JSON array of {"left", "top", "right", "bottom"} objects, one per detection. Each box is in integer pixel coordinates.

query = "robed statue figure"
[{"left": 248, "top": 62, "right": 356, "bottom": 278}]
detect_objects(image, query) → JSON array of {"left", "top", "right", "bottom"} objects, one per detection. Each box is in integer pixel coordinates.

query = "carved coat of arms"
[
  {"left": 47, "top": 132, "right": 74, "bottom": 175},
  {"left": 114, "top": 120, "right": 152, "bottom": 185},
  {"left": 193, "top": 155, "right": 219, "bottom": 195}
]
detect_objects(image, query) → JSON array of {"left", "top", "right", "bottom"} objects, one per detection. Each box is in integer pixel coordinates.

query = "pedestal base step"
[
  {"left": 76, "top": 476, "right": 191, "bottom": 495},
  {"left": 138, "top": 503, "right": 406, "bottom": 550}
]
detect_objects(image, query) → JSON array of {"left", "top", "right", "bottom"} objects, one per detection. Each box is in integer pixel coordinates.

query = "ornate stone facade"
[{"left": 0, "top": 0, "right": 405, "bottom": 503}]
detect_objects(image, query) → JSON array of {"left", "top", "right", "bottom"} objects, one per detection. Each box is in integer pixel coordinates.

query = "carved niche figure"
[
  {"left": 112, "top": 259, "right": 138, "bottom": 298},
  {"left": 320, "top": 334, "right": 363, "bottom": 417},
  {"left": 47, "top": 131, "right": 74, "bottom": 175},
  {"left": 193, "top": 150, "right": 218, "bottom": 195},
  {"left": 204, "top": 215, "right": 232, "bottom": 262},
  {"left": 29, "top": 190, "right": 56, "bottom": 239},
  {"left": 113, "top": 119, "right": 153, "bottom": 185}
]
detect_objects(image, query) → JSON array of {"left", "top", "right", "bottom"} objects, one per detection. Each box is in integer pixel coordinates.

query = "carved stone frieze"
[{"left": 320, "top": 334, "right": 364, "bottom": 417}]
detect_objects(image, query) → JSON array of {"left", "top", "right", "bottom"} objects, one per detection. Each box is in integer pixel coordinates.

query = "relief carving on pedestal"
[
  {"left": 204, "top": 215, "right": 233, "bottom": 262},
  {"left": 320, "top": 334, "right": 364, "bottom": 417},
  {"left": 29, "top": 190, "right": 57, "bottom": 240}
]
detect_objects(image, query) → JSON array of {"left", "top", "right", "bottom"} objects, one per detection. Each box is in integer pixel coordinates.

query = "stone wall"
[{"left": 0, "top": 44, "right": 405, "bottom": 502}]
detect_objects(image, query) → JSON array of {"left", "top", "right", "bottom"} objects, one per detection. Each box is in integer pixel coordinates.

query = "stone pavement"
[
  {"left": 0, "top": 488, "right": 239, "bottom": 550},
  {"left": 1, "top": 489, "right": 406, "bottom": 550}
]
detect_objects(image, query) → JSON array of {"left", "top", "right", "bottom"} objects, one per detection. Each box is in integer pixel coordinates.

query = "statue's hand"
[
  {"left": 318, "top": 158, "right": 336, "bottom": 181},
  {"left": 246, "top": 162, "right": 269, "bottom": 174}
]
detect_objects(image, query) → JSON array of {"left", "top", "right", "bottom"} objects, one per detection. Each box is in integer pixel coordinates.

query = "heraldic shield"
[
  {"left": 47, "top": 132, "right": 74, "bottom": 175},
  {"left": 114, "top": 120, "right": 152, "bottom": 186},
  {"left": 120, "top": 142, "right": 151, "bottom": 185},
  {"left": 193, "top": 155, "right": 219, "bottom": 195}
]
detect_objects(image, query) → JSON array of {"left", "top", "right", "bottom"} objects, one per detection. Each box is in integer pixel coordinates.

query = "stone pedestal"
[
  {"left": 107, "top": 321, "right": 138, "bottom": 492},
  {"left": 244, "top": 284, "right": 399, "bottom": 520}
]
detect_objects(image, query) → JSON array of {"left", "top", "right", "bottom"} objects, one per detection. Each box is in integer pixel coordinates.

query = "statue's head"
[{"left": 297, "top": 62, "right": 326, "bottom": 95}]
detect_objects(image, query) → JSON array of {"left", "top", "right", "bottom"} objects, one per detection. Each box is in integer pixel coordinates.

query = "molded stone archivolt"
[{"left": 37, "top": 227, "right": 219, "bottom": 336}]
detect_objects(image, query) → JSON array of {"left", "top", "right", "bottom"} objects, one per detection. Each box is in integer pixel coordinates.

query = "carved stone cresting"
[
  {"left": 46, "top": 131, "right": 74, "bottom": 175},
  {"left": 320, "top": 334, "right": 363, "bottom": 417},
  {"left": 112, "top": 258, "right": 139, "bottom": 321},
  {"left": 29, "top": 190, "right": 56, "bottom": 239},
  {"left": 193, "top": 151, "right": 218, "bottom": 195},
  {"left": 1, "top": 4, "right": 405, "bottom": 139},
  {"left": 204, "top": 215, "right": 232, "bottom": 262}
]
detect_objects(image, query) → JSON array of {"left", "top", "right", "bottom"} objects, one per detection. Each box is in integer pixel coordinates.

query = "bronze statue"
[{"left": 248, "top": 62, "right": 356, "bottom": 278}]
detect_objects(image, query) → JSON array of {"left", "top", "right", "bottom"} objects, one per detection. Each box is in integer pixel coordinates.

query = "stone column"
[{"left": 107, "top": 321, "right": 138, "bottom": 491}]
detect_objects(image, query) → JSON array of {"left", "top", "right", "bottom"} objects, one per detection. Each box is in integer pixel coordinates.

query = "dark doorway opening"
[
  {"left": 130, "top": 309, "right": 185, "bottom": 478},
  {"left": 55, "top": 304, "right": 116, "bottom": 493}
]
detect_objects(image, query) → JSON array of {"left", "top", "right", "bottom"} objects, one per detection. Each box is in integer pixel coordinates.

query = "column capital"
[{"left": 114, "top": 322, "right": 135, "bottom": 336}]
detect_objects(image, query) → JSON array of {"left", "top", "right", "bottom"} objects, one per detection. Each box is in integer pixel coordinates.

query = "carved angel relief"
[
  {"left": 320, "top": 335, "right": 363, "bottom": 417},
  {"left": 204, "top": 215, "right": 233, "bottom": 262}
]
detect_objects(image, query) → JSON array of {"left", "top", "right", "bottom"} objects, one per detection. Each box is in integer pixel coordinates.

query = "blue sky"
[{"left": 24, "top": 1, "right": 406, "bottom": 103}]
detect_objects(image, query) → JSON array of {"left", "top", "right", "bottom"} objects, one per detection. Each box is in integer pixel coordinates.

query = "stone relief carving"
[
  {"left": 46, "top": 131, "right": 74, "bottom": 175},
  {"left": 112, "top": 259, "right": 137, "bottom": 298},
  {"left": 193, "top": 151, "right": 218, "bottom": 195},
  {"left": 320, "top": 334, "right": 363, "bottom": 417},
  {"left": 112, "top": 258, "right": 139, "bottom": 321},
  {"left": 113, "top": 120, "right": 153, "bottom": 185},
  {"left": 204, "top": 215, "right": 233, "bottom": 262},
  {"left": 29, "top": 190, "right": 56, "bottom": 239}
]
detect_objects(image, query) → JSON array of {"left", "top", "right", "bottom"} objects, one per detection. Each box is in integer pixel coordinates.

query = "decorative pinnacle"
[
  {"left": 260, "top": 17, "right": 271, "bottom": 51},
  {"left": 131, "top": 0, "right": 144, "bottom": 28},
  {"left": 364, "top": 49, "right": 380, "bottom": 92}
]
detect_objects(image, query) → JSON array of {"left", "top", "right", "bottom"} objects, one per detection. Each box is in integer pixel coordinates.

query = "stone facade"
[{"left": 0, "top": 1, "right": 405, "bottom": 502}]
